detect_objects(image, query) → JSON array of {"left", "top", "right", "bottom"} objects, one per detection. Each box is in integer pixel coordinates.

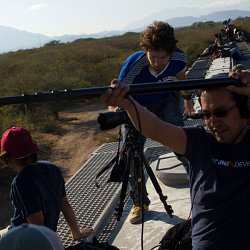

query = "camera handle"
[{"left": 114, "top": 126, "right": 174, "bottom": 220}]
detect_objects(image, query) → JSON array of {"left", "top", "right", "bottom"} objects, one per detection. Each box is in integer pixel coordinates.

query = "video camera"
[{"left": 98, "top": 110, "right": 131, "bottom": 130}]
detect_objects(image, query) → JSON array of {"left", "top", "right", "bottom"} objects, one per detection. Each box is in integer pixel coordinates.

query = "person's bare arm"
[
  {"left": 107, "top": 79, "right": 122, "bottom": 112},
  {"left": 61, "top": 196, "right": 94, "bottom": 240},
  {"left": 100, "top": 80, "right": 187, "bottom": 155},
  {"left": 108, "top": 105, "right": 119, "bottom": 112},
  {"left": 26, "top": 211, "right": 44, "bottom": 225},
  {"left": 176, "top": 71, "right": 195, "bottom": 116}
]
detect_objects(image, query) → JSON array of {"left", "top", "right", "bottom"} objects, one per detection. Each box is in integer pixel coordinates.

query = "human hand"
[
  {"left": 227, "top": 69, "right": 250, "bottom": 96},
  {"left": 72, "top": 227, "right": 94, "bottom": 241},
  {"left": 183, "top": 99, "right": 195, "bottom": 117},
  {"left": 100, "top": 79, "right": 131, "bottom": 108}
]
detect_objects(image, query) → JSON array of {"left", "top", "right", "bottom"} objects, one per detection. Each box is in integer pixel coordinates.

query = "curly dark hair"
[{"left": 140, "top": 21, "right": 178, "bottom": 54}]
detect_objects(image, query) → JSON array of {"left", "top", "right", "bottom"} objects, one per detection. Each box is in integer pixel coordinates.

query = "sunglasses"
[{"left": 202, "top": 106, "right": 236, "bottom": 120}]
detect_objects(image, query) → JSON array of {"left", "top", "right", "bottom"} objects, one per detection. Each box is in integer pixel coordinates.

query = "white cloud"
[
  {"left": 29, "top": 3, "right": 48, "bottom": 10},
  {"left": 200, "top": 0, "right": 242, "bottom": 9}
]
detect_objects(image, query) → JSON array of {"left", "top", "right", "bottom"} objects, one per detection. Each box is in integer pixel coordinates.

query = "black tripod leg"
[
  {"left": 115, "top": 152, "right": 131, "bottom": 221},
  {"left": 143, "top": 155, "right": 174, "bottom": 217},
  {"left": 133, "top": 150, "right": 143, "bottom": 206}
]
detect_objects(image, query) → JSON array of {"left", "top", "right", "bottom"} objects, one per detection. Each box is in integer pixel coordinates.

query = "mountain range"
[{"left": 1, "top": 9, "right": 250, "bottom": 54}]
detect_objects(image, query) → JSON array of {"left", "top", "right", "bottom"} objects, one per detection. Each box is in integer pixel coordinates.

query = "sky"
[{"left": 0, "top": 0, "right": 249, "bottom": 37}]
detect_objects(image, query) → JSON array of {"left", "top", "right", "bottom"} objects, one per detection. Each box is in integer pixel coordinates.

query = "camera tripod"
[{"left": 114, "top": 124, "right": 174, "bottom": 221}]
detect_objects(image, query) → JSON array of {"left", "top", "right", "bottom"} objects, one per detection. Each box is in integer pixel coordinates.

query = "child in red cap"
[{"left": 0, "top": 127, "right": 93, "bottom": 240}]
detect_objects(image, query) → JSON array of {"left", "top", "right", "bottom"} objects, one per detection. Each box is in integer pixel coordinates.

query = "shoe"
[{"left": 129, "top": 204, "right": 149, "bottom": 224}]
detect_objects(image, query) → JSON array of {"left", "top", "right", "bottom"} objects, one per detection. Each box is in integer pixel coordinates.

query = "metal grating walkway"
[
  {"left": 57, "top": 138, "right": 173, "bottom": 247},
  {"left": 57, "top": 119, "right": 205, "bottom": 247},
  {"left": 57, "top": 147, "right": 121, "bottom": 247},
  {"left": 234, "top": 41, "right": 250, "bottom": 69},
  {"left": 186, "top": 58, "right": 211, "bottom": 79}
]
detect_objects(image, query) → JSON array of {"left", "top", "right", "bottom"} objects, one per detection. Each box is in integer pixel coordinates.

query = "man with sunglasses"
[
  {"left": 201, "top": 105, "right": 236, "bottom": 119},
  {"left": 100, "top": 71, "right": 250, "bottom": 250}
]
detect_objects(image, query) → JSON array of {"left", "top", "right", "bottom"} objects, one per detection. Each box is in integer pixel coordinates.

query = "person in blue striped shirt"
[{"left": 108, "top": 21, "right": 194, "bottom": 224}]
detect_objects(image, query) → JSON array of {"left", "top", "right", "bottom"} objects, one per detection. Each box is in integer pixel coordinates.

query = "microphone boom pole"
[{"left": 0, "top": 77, "right": 241, "bottom": 106}]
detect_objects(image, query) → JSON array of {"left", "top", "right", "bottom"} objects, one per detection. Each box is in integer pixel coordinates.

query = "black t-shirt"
[
  {"left": 10, "top": 161, "right": 66, "bottom": 231},
  {"left": 184, "top": 126, "right": 250, "bottom": 250}
]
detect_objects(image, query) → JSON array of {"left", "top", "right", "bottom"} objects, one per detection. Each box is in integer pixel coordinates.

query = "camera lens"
[{"left": 98, "top": 110, "right": 131, "bottom": 130}]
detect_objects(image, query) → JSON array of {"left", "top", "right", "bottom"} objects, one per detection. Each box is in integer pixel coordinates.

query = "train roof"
[{"left": 58, "top": 40, "right": 250, "bottom": 249}]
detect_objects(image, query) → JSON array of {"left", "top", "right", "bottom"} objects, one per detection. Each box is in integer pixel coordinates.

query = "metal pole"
[{"left": 0, "top": 77, "right": 241, "bottom": 106}]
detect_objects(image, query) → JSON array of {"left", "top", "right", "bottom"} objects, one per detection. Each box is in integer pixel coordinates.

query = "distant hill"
[
  {"left": 166, "top": 10, "right": 250, "bottom": 28},
  {"left": 0, "top": 25, "right": 124, "bottom": 54},
  {"left": 0, "top": 26, "right": 51, "bottom": 53},
  {"left": 0, "top": 9, "right": 250, "bottom": 54}
]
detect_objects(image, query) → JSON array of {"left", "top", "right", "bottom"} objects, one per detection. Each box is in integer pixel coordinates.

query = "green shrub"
[{"left": 0, "top": 18, "right": 249, "bottom": 136}]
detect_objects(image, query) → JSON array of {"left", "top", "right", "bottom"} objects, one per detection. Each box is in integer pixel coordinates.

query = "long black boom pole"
[{"left": 0, "top": 77, "right": 241, "bottom": 106}]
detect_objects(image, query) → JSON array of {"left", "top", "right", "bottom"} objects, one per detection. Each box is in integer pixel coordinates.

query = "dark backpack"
[
  {"left": 95, "top": 151, "right": 128, "bottom": 186},
  {"left": 158, "top": 160, "right": 213, "bottom": 250},
  {"left": 95, "top": 128, "right": 129, "bottom": 186},
  {"left": 158, "top": 219, "right": 192, "bottom": 250}
]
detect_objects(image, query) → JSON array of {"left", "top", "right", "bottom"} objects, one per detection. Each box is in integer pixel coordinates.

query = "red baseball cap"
[{"left": 0, "top": 127, "right": 39, "bottom": 159}]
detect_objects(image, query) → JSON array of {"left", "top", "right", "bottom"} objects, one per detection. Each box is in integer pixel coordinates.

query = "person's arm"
[
  {"left": 176, "top": 71, "right": 195, "bottom": 116},
  {"left": 227, "top": 69, "right": 250, "bottom": 96},
  {"left": 61, "top": 196, "right": 94, "bottom": 240},
  {"left": 108, "top": 105, "right": 119, "bottom": 112},
  {"left": 108, "top": 79, "right": 122, "bottom": 112},
  {"left": 26, "top": 211, "right": 44, "bottom": 225},
  {"left": 100, "top": 80, "right": 187, "bottom": 155}
]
